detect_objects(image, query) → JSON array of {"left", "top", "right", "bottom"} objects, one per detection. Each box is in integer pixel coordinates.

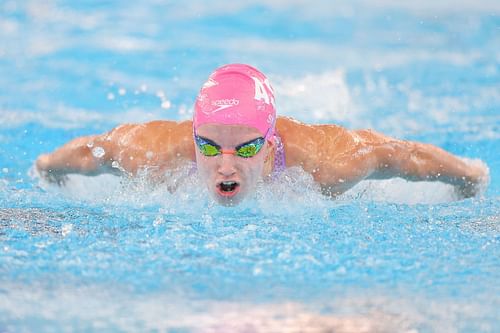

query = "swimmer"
[{"left": 35, "top": 64, "right": 488, "bottom": 205}]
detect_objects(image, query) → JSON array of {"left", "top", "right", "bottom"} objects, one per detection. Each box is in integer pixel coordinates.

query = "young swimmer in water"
[{"left": 36, "top": 64, "right": 488, "bottom": 205}]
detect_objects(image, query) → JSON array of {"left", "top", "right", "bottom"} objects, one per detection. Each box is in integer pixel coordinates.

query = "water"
[{"left": 1, "top": 1, "right": 499, "bottom": 332}]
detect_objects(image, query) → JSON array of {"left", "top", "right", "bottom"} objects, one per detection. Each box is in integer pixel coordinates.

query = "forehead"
[{"left": 196, "top": 124, "right": 262, "bottom": 145}]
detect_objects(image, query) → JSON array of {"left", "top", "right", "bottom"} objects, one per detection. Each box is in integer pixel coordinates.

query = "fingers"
[
  {"left": 455, "top": 181, "right": 479, "bottom": 199},
  {"left": 454, "top": 159, "right": 490, "bottom": 199},
  {"left": 36, "top": 154, "right": 51, "bottom": 172},
  {"left": 38, "top": 169, "right": 68, "bottom": 186},
  {"left": 36, "top": 154, "right": 68, "bottom": 186}
]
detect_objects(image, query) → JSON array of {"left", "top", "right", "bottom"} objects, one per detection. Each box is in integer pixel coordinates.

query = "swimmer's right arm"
[
  {"left": 35, "top": 121, "right": 196, "bottom": 184},
  {"left": 35, "top": 134, "right": 119, "bottom": 184}
]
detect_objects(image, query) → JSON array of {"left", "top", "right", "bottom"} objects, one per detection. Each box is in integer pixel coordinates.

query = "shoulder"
[
  {"left": 109, "top": 120, "right": 192, "bottom": 134},
  {"left": 276, "top": 116, "right": 352, "bottom": 167},
  {"left": 95, "top": 120, "right": 195, "bottom": 172},
  {"left": 276, "top": 116, "right": 350, "bottom": 148}
]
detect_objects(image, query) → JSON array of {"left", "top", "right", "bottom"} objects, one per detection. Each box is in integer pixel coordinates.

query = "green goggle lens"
[
  {"left": 195, "top": 135, "right": 265, "bottom": 158},
  {"left": 199, "top": 143, "right": 220, "bottom": 156},
  {"left": 236, "top": 142, "right": 261, "bottom": 157}
]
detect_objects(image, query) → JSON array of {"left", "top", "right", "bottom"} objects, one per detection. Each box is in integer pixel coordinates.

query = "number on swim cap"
[{"left": 252, "top": 76, "right": 274, "bottom": 106}]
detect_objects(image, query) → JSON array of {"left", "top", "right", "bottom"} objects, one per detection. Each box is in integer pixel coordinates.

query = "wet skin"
[
  {"left": 194, "top": 124, "right": 274, "bottom": 206},
  {"left": 36, "top": 117, "right": 489, "bottom": 201}
]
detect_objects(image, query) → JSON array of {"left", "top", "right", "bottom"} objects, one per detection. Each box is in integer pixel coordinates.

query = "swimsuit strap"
[{"left": 272, "top": 132, "right": 286, "bottom": 176}]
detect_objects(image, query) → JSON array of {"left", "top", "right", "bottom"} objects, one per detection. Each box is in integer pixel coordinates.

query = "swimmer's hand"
[
  {"left": 36, "top": 154, "right": 69, "bottom": 186},
  {"left": 453, "top": 159, "right": 489, "bottom": 199},
  {"left": 34, "top": 134, "right": 111, "bottom": 185}
]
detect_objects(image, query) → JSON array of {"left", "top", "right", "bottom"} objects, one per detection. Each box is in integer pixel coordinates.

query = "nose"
[{"left": 217, "top": 153, "right": 237, "bottom": 177}]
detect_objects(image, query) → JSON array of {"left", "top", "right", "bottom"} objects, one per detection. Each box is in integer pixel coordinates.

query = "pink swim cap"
[{"left": 193, "top": 64, "right": 276, "bottom": 138}]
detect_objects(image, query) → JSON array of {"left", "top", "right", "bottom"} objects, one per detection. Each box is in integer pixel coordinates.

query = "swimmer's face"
[{"left": 194, "top": 124, "right": 273, "bottom": 206}]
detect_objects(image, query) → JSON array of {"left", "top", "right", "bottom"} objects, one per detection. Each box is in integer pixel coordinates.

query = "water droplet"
[
  {"left": 91, "top": 147, "right": 105, "bottom": 158},
  {"left": 153, "top": 215, "right": 164, "bottom": 226},
  {"left": 61, "top": 224, "right": 73, "bottom": 237},
  {"left": 86, "top": 141, "right": 94, "bottom": 148},
  {"left": 203, "top": 214, "right": 213, "bottom": 224},
  {"left": 118, "top": 88, "right": 126, "bottom": 96},
  {"left": 161, "top": 100, "right": 171, "bottom": 109},
  {"left": 111, "top": 161, "right": 120, "bottom": 168},
  {"left": 140, "top": 84, "right": 147, "bottom": 92},
  {"left": 2, "top": 168, "right": 8, "bottom": 173},
  {"left": 107, "top": 92, "right": 115, "bottom": 100}
]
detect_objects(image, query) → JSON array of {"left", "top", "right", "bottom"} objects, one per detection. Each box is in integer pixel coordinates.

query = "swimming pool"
[{"left": 1, "top": 1, "right": 499, "bottom": 331}]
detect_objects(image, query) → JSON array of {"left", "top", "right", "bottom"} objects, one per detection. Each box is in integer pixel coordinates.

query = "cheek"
[
  {"left": 243, "top": 156, "right": 266, "bottom": 179},
  {"left": 195, "top": 154, "right": 216, "bottom": 178}
]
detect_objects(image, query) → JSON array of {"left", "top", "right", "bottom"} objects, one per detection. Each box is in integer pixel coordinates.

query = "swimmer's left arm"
[
  {"left": 351, "top": 129, "right": 489, "bottom": 198},
  {"left": 276, "top": 118, "right": 487, "bottom": 198}
]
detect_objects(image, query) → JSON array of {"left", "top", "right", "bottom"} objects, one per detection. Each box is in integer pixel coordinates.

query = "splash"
[{"left": 30, "top": 161, "right": 471, "bottom": 214}]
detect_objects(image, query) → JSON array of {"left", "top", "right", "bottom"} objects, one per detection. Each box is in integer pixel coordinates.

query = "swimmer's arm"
[
  {"left": 279, "top": 118, "right": 487, "bottom": 198},
  {"left": 35, "top": 134, "right": 119, "bottom": 184},
  {"left": 35, "top": 121, "right": 196, "bottom": 184},
  {"left": 355, "top": 130, "right": 488, "bottom": 198}
]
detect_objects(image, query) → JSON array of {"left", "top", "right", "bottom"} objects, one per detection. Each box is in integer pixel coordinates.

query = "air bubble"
[
  {"left": 111, "top": 161, "right": 120, "bottom": 168},
  {"left": 107, "top": 93, "right": 115, "bottom": 100}
]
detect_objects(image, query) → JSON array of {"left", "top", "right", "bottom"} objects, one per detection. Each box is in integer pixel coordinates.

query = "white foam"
[
  {"left": 31, "top": 161, "right": 467, "bottom": 210},
  {"left": 343, "top": 178, "right": 458, "bottom": 204},
  {"left": 273, "top": 69, "right": 361, "bottom": 125}
]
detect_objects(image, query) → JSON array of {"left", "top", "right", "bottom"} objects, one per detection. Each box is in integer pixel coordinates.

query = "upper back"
[{"left": 276, "top": 116, "right": 350, "bottom": 171}]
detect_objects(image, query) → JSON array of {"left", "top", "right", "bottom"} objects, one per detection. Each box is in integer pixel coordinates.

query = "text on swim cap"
[
  {"left": 211, "top": 99, "right": 240, "bottom": 106},
  {"left": 252, "top": 77, "right": 275, "bottom": 107}
]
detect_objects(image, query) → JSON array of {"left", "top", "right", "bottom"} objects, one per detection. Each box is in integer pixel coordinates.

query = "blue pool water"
[{"left": 1, "top": 1, "right": 499, "bottom": 331}]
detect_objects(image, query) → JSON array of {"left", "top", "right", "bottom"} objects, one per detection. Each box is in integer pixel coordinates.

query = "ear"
[
  {"left": 264, "top": 138, "right": 275, "bottom": 163},
  {"left": 266, "top": 137, "right": 275, "bottom": 151}
]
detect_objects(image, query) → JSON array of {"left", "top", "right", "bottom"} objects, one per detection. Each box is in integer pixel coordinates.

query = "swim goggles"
[{"left": 194, "top": 134, "right": 266, "bottom": 158}]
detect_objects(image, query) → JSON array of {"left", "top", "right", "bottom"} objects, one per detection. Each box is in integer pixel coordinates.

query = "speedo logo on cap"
[
  {"left": 211, "top": 99, "right": 240, "bottom": 106},
  {"left": 210, "top": 99, "right": 240, "bottom": 113}
]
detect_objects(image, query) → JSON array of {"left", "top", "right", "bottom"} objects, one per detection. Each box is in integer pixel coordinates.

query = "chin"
[{"left": 213, "top": 193, "right": 245, "bottom": 206}]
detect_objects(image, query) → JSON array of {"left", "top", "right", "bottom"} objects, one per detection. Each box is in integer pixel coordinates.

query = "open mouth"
[{"left": 217, "top": 181, "right": 240, "bottom": 196}]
